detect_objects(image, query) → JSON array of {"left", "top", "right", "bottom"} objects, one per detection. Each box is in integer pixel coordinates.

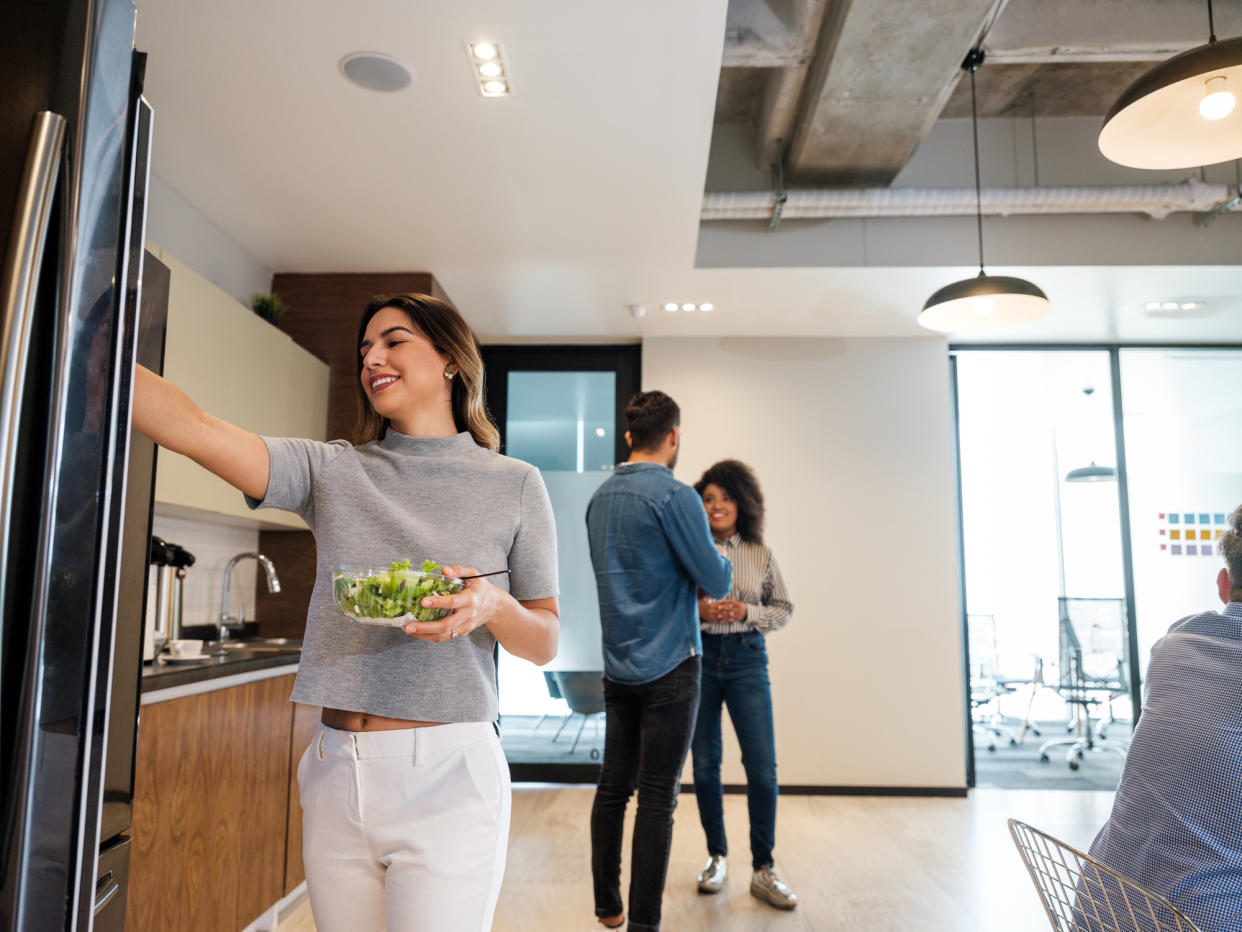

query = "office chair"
[
  {"left": 533, "top": 670, "right": 568, "bottom": 733},
  {"left": 1008, "top": 819, "right": 1201, "bottom": 931},
  {"left": 1038, "top": 597, "right": 1130, "bottom": 771},
  {"left": 550, "top": 672, "right": 605, "bottom": 759},
  {"left": 968, "top": 614, "right": 1021, "bottom": 751}
]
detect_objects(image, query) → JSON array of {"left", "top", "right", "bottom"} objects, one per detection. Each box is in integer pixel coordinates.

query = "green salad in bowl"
[{"left": 332, "top": 560, "right": 463, "bottom": 626}]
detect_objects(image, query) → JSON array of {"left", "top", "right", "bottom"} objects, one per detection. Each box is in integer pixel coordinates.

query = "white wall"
[
  {"left": 646, "top": 336, "right": 967, "bottom": 788},
  {"left": 147, "top": 174, "right": 272, "bottom": 303}
]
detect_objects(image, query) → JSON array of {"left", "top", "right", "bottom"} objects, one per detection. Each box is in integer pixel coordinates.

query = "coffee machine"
[{"left": 145, "top": 536, "right": 195, "bottom": 660}]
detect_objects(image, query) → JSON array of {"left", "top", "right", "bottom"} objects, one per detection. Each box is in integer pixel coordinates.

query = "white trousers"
[{"left": 298, "top": 722, "right": 511, "bottom": 932}]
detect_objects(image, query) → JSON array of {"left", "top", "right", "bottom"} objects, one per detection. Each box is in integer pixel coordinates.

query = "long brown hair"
[{"left": 353, "top": 293, "right": 500, "bottom": 451}]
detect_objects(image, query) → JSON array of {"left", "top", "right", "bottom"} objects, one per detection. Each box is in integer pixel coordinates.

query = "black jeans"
[{"left": 590, "top": 655, "right": 701, "bottom": 932}]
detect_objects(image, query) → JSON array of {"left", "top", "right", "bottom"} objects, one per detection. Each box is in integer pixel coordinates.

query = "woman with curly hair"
[{"left": 689, "top": 459, "right": 797, "bottom": 911}]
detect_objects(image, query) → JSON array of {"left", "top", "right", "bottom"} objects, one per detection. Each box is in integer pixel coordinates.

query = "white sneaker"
[
  {"left": 751, "top": 865, "right": 798, "bottom": 909},
  {"left": 697, "top": 854, "right": 727, "bottom": 893}
]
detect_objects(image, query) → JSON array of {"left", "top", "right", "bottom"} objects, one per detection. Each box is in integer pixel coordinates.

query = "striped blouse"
[{"left": 701, "top": 533, "right": 793, "bottom": 636}]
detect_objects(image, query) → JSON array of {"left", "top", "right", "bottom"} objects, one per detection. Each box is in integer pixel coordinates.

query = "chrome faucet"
[{"left": 218, "top": 552, "right": 281, "bottom": 640}]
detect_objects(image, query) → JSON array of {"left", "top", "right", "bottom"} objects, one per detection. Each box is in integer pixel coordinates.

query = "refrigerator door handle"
[
  {"left": 0, "top": 110, "right": 66, "bottom": 675},
  {"left": 92, "top": 871, "right": 119, "bottom": 916}
]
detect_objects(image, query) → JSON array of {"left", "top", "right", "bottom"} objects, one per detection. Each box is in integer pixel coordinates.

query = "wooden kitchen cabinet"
[
  {"left": 128, "top": 674, "right": 296, "bottom": 932},
  {"left": 148, "top": 246, "right": 330, "bottom": 529},
  {"left": 284, "top": 702, "right": 320, "bottom": 895}
]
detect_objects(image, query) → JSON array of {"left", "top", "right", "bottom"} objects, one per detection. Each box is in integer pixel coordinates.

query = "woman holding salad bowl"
[{"left": 132, "top": 293, "right": 560, "bottom": 932}]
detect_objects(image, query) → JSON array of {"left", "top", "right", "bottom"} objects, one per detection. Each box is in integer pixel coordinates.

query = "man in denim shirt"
[{"left": 586, "top": 391, "right": 733, "bottom": 932}]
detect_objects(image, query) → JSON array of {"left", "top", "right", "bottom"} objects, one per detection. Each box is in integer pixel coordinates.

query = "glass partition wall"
[
  {"left": 955, "top": 350, "right": 1131, "bottom": 791},
  {"left": 1118, "top": 349, "right": 1242, "bottom": 674},
  {"left": 956, "top": 344, "right": 1242, "bottom": 790}
]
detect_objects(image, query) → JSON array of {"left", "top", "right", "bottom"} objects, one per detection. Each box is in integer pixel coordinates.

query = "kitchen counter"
[{"left": 141, "top": 641, "right": 301, "bottom": 700}]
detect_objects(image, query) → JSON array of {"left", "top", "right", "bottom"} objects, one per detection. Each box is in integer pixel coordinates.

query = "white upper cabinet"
[{"left": 149, "top": 246, "right": 329, "bottom": 529}]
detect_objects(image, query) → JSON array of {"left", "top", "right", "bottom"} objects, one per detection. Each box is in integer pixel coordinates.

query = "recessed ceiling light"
[
  {"left": 466, "top": 40, "right": 513, "bottom": 96},
  {"left": 339, "top": 52, "right": 412, "bottom": 93},
  {"left": 1162, "top": 302, "right": 1179, "bottom": 310},
  {"left": 681, "top": 303, "right": 695, "bottom": 311},
  {"left": 1181, "top": 302, "right": 1199, "bottom": 310},
  {"left": 699, "top": 303, "right": 714, "bottom": 312},
  {"left": 664, "top": 303, "right": 678, "bottom": 312},
  {"left": 595, "top": 428, "right": 606, "bottom": 437},
  {"left": 1145, "top": 302, "right": 1162, "bottom": 311}
]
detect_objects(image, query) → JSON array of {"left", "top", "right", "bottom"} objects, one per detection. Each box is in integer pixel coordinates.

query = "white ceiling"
[{"left": 135, "top": 0, "right": 1242, "bottom": 344}]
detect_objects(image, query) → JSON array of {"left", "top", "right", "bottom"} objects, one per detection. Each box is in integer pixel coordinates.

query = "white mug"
[{"left": 167, "top": 639, "right": 203, "bottom": 659}]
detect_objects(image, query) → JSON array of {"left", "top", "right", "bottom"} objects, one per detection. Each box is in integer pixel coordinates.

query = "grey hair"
[{"left": 1220, "top": 505, "right": 1242, "bottom": 599}]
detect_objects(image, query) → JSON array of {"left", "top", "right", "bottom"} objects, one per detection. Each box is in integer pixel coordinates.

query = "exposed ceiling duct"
[{"left": 700, "top": 177, "right": 1235, "bottom": 221}]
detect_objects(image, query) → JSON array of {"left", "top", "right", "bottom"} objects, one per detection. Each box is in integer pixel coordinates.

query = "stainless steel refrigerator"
[{"left": 0, "top": 0, "right": 164, "bottom": 928}]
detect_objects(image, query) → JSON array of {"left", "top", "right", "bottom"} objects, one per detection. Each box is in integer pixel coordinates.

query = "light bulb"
[
  {"left": 664, "top": 303, "right": 678, "bottom": 312},
  {"left": 595, "top": 428, "right": 606, "bottom": 437},
  {"left": 1161, "top": 302, "right": 1179, "bottom": 310},
  {"left": 681, "top": 303, "right": 695, "bottom": 311},
  {"left": 472, "top": 43, "right": 498, "bottom": 61},
  {"left": 483, "top": 80, "right": 508, "bottom": 95},
  {"left": 478, "top": 61, "right": 502, "bottom": 78},
  {"left": 1144, "top": 302, "right": 1161, "bottom": 311},
  {"left": 699, "top": 303, "right": 714, "bottom": 312},
  {"left": 1200, "top": 76, "right": 1235, "bottom": 120},
  {"left": 972, "top": 296, "right": 995, "bottom": 316},
  {"left": 1181, "top": 302, "right": 1199, "bottom": 310}
]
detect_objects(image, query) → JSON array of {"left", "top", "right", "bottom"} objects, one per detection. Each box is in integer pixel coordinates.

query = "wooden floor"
[{"left": 277, "top": 784, "right": 1114, "bottom": 931}]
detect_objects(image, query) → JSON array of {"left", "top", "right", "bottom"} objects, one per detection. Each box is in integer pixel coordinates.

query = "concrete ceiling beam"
[
  {"left": 786, "top": 0, "right": 1005, "bottom": 185},
  {"left": 722, "top": 0, "right": 831, "bottom": 67}
]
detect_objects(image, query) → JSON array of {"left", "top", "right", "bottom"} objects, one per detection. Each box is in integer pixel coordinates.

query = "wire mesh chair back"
[
  {"left": 1008, "top": 820, "right": 1202, "bottom": 932},
  {"left": 967, "top": 613, "right": 1002, "bottom": 686},
  {"left": 1057, "top": 598, "right": 1128, "bottom": 699}
]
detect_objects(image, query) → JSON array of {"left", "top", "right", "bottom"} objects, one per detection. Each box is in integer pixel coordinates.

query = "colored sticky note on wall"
[
  {"left": 1171, "top": 545, "right": 1183, "bottom": 555},
  {"left": 1201, "top": 530, "right": 1212, "bottom": 540},
  {"left": 1215, "top": 513, "right": 1226, "bottom": 524},
  {"left": 1169, "top": 514, "right": 1180, "bottom": 523},
  {"left": 1200, "top": 513, "right": 1210, "bottom": 524},
  {"left": 1170, "top": 530, "right": 1181, "bottom": 540},
  {"left": 1188, "top": 545, "right": 1199, "bottom": 555},
  {"left": 1185, "top": 513, "right": 1196, "bottom": 524}
]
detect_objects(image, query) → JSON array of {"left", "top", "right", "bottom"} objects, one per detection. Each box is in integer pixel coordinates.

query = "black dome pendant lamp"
[
  {"left": 1099, "top": 0, "right": 1242, "bottom": 169},
  {"left": 918, "top": 48, "right": 1051, "bottom": 334}
]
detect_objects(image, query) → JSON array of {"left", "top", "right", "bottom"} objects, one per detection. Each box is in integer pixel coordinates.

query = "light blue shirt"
[
  {"left": 1088, "top": 601, "right": 1242, "bottom": 931},
  {"left": 586, "top": 462, "right": 732, "bottom": 684}
]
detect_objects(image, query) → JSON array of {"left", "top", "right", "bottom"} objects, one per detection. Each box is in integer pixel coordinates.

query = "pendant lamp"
[
  {"left": 1099, "top": 0, "right": 1242, "bottom": 169},
  {"left": 918, "top": 49, "right": 1050, "bottom": 334},
  {"left": 1065, "top": 462, "right": 1118, "bottom": 483}
]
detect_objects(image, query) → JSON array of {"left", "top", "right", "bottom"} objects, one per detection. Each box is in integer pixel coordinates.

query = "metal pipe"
[{"left": 701, "top": 177, "right": 1232, "bottom": 221}]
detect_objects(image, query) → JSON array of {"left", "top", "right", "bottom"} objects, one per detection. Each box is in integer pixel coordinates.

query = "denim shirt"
[{"left": 586, "top": 462, "right": 733, "bottom": 684}]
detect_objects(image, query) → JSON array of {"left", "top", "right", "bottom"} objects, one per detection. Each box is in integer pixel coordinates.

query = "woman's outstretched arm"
[{"left": 132, "top": 364, "right": 270, "bottom": 502}]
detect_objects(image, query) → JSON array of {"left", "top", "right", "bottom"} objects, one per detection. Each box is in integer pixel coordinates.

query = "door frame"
[{"left": 481, "top": 342, "right": 641, "bottom": 783}]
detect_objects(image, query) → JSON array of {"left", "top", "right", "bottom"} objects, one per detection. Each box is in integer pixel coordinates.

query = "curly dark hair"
[
  {"left": 1222, "top": 504, "right": 1242, "bottom": 601},
  {"left": 694, "top": 459, "right": 765, "bottom": 545}
]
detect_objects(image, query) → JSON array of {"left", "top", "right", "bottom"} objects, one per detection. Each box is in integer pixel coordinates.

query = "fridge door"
[{"left": 0, "top": 0, "right": 141, "bottom": 928}]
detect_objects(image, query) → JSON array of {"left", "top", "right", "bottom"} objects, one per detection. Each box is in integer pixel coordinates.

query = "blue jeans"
[
  {"left": 591, "top": 655, "right": 701, "bottom": 932},
  {"left": 691, "top": 631, "right": 778, "bottom": 871}
]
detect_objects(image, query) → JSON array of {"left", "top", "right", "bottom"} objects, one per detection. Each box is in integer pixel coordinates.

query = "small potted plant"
[{"left": 250, "top": 292, "right": 288, "bottom": 324}]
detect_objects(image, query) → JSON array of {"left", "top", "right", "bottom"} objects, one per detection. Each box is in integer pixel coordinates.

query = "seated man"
[{"left": 1086, "top": 504, "right": 1242, "bottom": 931}]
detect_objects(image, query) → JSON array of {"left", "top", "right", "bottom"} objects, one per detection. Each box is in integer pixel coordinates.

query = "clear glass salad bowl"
[{"left": 332, "top": 561, "right": 463, "bottom": 626}]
